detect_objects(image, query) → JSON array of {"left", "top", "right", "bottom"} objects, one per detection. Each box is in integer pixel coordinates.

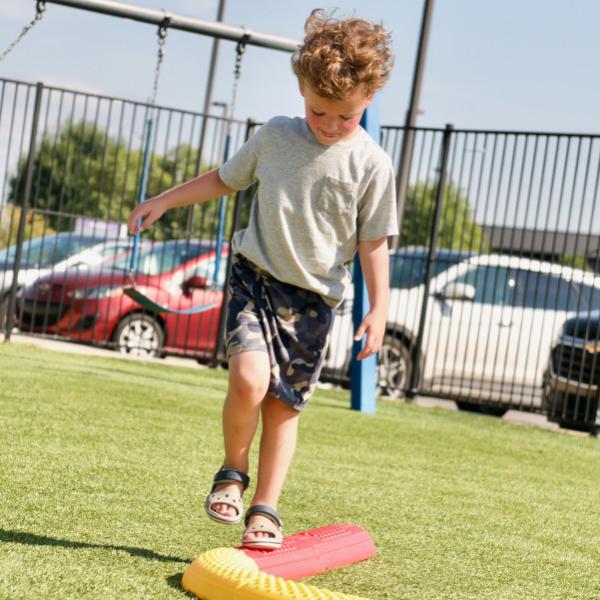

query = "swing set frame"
[
  {"left": 1, "top": 0, "right": 299, "bottom": 315},
  {"left": 2, "top": 0, "right": 381, "bottom": 412}
]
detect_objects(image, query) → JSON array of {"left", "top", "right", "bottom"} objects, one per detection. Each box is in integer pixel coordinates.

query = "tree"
[
  {"left": 6, "top": 120, "right": 227, "bottom": 240},
  {"left": 400, "top": 181, "right": 489, "bottom": 252},
  {"left": 0, "top": 205, "right": 53, "bottom": 250},
  {"left": 8, "top": 121, "right": 163, "bottom": 233}
]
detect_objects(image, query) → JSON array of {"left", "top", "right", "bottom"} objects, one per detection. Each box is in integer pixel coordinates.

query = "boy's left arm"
[{"left": 354, "top": 236, "right": 389, "bottom": 361}]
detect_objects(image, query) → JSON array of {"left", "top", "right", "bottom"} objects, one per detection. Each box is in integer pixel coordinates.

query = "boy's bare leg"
[
  {"left": 210, "top": 350, "right": 270, "bottom": 518},
  {"left": 245, "top": 394, "right": 300, "bottom": 541}
]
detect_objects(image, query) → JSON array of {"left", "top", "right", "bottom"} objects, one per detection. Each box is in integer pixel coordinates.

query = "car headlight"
[
  {"left": 34, "top": 281, "right": 52, "bottom": 294},
  {"left": 69, "top": 286, "right": 123, "bottom": 299}
]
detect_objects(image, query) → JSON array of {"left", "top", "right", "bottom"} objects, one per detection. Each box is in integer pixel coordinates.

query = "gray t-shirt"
[{"left": 219, "top": 116, "right": 398, "bottom": 306}]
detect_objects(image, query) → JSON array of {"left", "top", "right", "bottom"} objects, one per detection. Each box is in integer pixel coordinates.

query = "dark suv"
[{"left": 543, "top": 312, "right": 600, "bottom": 433}]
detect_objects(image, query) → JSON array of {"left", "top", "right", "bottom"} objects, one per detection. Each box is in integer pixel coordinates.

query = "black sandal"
[
  {"left": 241, "top": 504, "right": 283, "bottom": 550},
  {"left": 204, "top": 468, "right": 250, "bottom": 525}
]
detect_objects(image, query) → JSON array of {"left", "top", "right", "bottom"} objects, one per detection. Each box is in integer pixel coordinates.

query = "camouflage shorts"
[{"left": 225, "top": 254, "right": 334, "bottom": 411}]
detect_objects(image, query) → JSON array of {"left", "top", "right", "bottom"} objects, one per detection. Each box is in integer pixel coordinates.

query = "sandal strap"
[
  {"left": 208, "top": 491, "right": 243, "bottom": 506},
  {"left": 244, "top": 523, "right": 282, "bottom": 538},
  {"left": 212, "top": 468, "right": 250, "bottom": 492},
  {"left": 244, "top": 504, "right": 282, "bottom": 528},
  {"left": 207, "top": 492, "right": 243, "bottom": 516}
]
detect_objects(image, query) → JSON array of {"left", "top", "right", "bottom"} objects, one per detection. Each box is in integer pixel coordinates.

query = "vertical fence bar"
[
  {"left": 4, "top": 82, "right": 44, "bottom": 341},
  {"left": 406, "top": 123, "right": 453, "bottom": 398}
]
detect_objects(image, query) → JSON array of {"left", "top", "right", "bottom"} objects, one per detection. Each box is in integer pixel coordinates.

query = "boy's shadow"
[
  {"left": 0, "top": 528, "right": 196, "bottom": 595},
  {"left": 166, "top": 573, "right": 196, "bottom": 597}
]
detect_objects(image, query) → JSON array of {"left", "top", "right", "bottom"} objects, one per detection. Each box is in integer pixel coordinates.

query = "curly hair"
[{"left": 291, "top": 9, "right": 394, "bottom": 99}]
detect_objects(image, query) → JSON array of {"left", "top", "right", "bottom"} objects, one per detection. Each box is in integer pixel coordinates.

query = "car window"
[
  {"left": 510, "top": 270, "right": 580, "bottom": 311},
  {"left": 577, "top": 283, "right": 600, "bottom": 312},
  {"left": 0, "top": 233, "right": 106, "bottom": 268},
  {"left": 390, "top": 253, "right": 470, "bottom": 289},
  {"left": 98, "top": 243, "right": 130, "bottom": 259},
  {"left": 94, "top": 243, "right": 132, "bottom": 267},
  {"left": 390, "top": 256, "right": 427, "bottom": 289},
  {"left": 113, "top": 241, "right": 213, "bottom": 275},
  {"left": 451, "top": 265, "right": 512, "bottom": 305}
]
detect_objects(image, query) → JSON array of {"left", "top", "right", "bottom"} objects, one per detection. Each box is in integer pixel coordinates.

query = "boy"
[{"left": 128, "top": 9, "right": 397, "bottom": 549}]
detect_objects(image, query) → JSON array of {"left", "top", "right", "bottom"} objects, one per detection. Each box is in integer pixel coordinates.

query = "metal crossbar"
[{"left": 42, "top": 0, "right": 300, "bottom": 52}]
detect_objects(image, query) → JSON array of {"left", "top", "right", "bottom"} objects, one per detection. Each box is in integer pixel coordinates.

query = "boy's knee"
[
  {"left": 229, "top": 376, "right": 269, "bottom": 403},
  {"left": 228, "top": 352, "right": 270, "bottom": 402}
]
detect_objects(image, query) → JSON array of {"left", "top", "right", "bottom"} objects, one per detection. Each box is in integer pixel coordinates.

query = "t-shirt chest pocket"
[{"left": 318, "top": 176, "right": 357, "bottom": 216}]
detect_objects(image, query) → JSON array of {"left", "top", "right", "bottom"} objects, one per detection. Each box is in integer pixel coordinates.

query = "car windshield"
[
  {"left": 390, "top": 251, "right": 471, "bottom": 289},
  {"left": 112, "top": 240, "right": 216, "bottom": 275},
  {"left": 0, "top": 233, "right": 111, "bottom": 268},
  {"left": 576, "top": 282, "right": 600, "bottom": 312},
  {"left": 451, "top": 266, "right": 598, "bottom": 311}
]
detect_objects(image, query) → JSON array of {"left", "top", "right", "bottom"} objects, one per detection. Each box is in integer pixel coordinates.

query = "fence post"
[
  {"left": 406, "top": 123, "right": 453, "bottom": 398},
  {"left": 4, "top": 82, "right": 44, "bottom": 342}
]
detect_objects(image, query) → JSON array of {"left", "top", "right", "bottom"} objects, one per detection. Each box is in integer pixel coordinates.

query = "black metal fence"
[
  {"left": 325, "top": 125, "right": 600, "bottom": 420},
  {"left": 0, "top": 78, "right": 255, "bottom": 363},
  {"left": 2, "top": 77, "right": 600, "bottom": 422}
]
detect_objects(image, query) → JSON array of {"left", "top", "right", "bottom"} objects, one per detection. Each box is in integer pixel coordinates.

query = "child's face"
[{"left": 299, "top": 82, "right": 373, "bottom": 146}]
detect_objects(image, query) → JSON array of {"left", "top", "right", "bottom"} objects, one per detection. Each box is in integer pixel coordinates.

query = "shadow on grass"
[
  {"left": 0, "top": 528, "right": 189, "bottom": 564},
  {"left": 166, "top": 573, "right": 196, "bottom": 597}
]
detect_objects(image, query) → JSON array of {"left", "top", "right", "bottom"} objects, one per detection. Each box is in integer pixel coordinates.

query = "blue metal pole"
[
  {"left": 213, "top": 131, "right": 231, "bottom": 283},
  {"left": 129, "top": 116, "right": 154, "bottom": 272},
  {"left": 350, "top": 97, "right": 381, "bottom": 413}
]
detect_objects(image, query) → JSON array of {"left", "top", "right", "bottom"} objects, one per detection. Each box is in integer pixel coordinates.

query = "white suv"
[{"left": 326, "top": 253, "right": 600, "bottom": 408}]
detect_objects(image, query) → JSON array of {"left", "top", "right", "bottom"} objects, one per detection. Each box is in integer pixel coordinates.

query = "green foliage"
[
  {"left": 558, "top": 254, "right": 593, "bottom": 272},
  {"left": 6, "top": 120, "right": 234, "bottom": 241},
  {"left": 401, "top": 181, "right": 490, "bottom": 252},
  {"left": 0, "top": 205, "right": 55, "bottom": 250},
  {"left": 9, "top": 121, "right": 138, "bottom": 230}
]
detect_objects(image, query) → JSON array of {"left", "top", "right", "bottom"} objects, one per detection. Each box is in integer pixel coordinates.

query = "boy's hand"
[
  {"left": 128, "top": 197, "right": 167, "bottom": 235},
  {"left": 353, "top": 309, "right": 386, "bottom": 361}
]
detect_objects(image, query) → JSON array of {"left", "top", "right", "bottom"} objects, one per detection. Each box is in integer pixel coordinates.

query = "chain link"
[
  {"left": 229, "top": 32, "right": 249, "bottom": 121},
  {"left": 149, "top": 17, "right": 170, "bottom": 112},
  {"left": 0, "top": 1, "right": 47, "bottom": 63}
]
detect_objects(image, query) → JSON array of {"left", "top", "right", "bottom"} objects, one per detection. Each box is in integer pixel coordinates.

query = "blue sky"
[{"left": 0, "top": 0, "right": 599, "bottom": 133}]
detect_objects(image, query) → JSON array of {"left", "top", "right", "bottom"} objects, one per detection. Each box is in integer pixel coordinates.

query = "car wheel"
[
  {"left": 114, "top": 313, "right": 164, "bottom": 358},
  {"left": 377, "top": 334, "right": 412, "bottom": 399},
  {"left": 456, "top": 401, "right": 508, "bottom": 417}
]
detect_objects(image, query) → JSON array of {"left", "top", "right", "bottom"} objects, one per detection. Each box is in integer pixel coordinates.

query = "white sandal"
[
  {"left": 204, "top": 468, "right": 250, "bottom": 525},
  {"left": 241, "top": 505, "right": 283, "bottom": 550}
]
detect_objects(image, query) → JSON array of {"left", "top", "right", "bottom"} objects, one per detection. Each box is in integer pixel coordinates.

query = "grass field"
[{"left": 1, "top": 342, "right": 600, "bottom": 599}]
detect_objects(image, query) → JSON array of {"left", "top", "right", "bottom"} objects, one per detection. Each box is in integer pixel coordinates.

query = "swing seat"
[{"left": 123, "top": 286, "right": 218, "bottom": 315}]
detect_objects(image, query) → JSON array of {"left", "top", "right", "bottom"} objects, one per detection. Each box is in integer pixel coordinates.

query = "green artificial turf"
[{"left": 1, "top": 342, "right": 599, "bottom": 599}]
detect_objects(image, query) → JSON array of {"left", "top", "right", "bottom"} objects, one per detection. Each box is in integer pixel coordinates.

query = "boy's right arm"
[{"left": 127, "top": 168, "right": 235, "bottom": 234}]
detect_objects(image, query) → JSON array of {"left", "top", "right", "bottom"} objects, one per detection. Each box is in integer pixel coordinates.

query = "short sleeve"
[
  {"left": 218, "top": 124, "right": 266, "bottom": 191},
  {"left": 357, "top": 155, "right": 399, "bottom": 241}
]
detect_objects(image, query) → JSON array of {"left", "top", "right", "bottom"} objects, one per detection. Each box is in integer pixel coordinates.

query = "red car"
[{"left": 18, "top": 240, "right": 228, "bottom": 358}]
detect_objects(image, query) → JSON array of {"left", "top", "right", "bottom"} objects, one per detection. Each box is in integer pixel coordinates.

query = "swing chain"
[
  {"left": 149, "top": 16, "right": 170, "bottom": 110},
  {"left": 229, "top": 32, "right": 250, "bottom": 120},
  {"left": 0, "top": 1, "right": 47, "bottom": 63}
]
